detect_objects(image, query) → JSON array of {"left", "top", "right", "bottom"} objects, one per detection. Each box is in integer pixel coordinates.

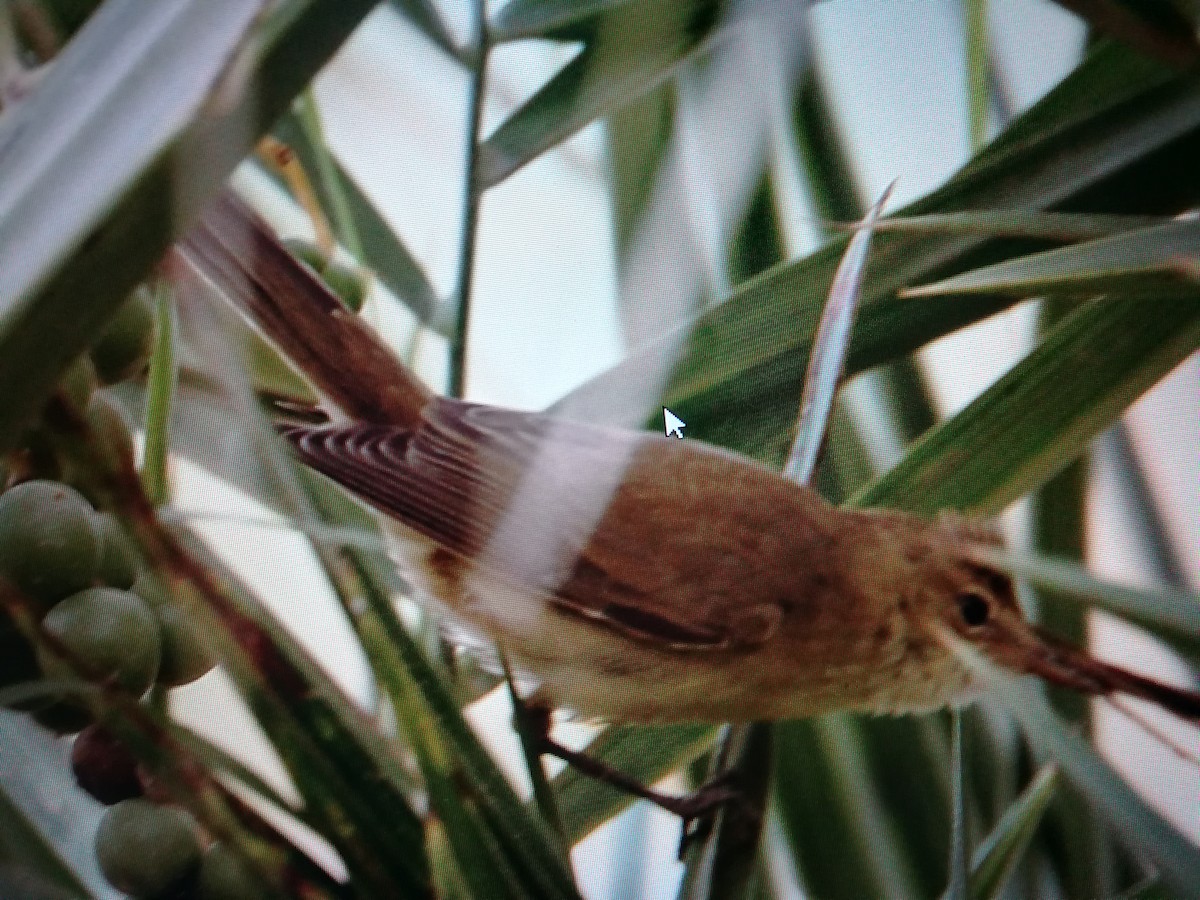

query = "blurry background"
[{"left": 2, "top": 1, "right": 1199, "bottom": 898}]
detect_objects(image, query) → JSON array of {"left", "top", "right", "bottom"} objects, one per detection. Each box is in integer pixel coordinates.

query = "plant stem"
[
  {"left": 142, "top": 282, "right": 177, "bottom": 506},
  {"left": 448, "top": 0, "right": 489, "bottom": 400}
]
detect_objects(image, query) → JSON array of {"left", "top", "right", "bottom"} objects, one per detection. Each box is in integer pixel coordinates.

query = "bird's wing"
[{"left": 283, "top": 399, "right": 799, "bottom": 650}]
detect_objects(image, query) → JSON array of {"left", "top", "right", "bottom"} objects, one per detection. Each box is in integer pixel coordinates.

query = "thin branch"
[{"left": 449, "top": 0, "right": 489, "bottom": 400}]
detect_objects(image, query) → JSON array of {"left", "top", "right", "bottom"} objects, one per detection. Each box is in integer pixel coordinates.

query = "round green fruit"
[
  {"left": 94, "top": 512, "right": 138, "bottom": 590},
  {"left": 90, "top": 288, "right": 156, "bottom": 385},
  {"left": 95, "top": 800, "right": 201, "bottom": 899},
  {"left": 58, "top": 355, "right": 98, "bottom": 412},
  {"left": 40, "top": 588, "right": 160, "bottom": 695},
  {"left": 197, "top": 843, "right": 266, "bottom": 900},
  {"left": 86, "top": 392, "right": 136, "bottom": 470},
  {"left": 0, "top": 481, "right": 100, "bottom": 611},
  {"left": 154, "top": 604, "right": 213, "bottom": 687}
]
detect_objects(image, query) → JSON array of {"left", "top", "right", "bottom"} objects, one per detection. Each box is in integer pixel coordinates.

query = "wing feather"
[{"left": 282, "top": 398, "right": 806, "bottom": 651}]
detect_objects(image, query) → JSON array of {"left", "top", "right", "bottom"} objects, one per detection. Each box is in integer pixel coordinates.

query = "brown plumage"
[
  {"left": 281, "top": 398, "right": 1200, "bottom": 726},
  {"left": 183, "top": 192, "right": 1200, "bottom": 729}
]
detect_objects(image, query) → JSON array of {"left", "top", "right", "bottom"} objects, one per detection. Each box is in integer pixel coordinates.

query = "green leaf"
[
  {"left": 964, "top": 0, "right": 990, "bottom": 152},
  {"left": 478, "top": 0, "right": 725, "bottom": 187},
  {"left": 389, "top": 0, "right": 464, "bottom": 63},
  {"left": 905, "top": 218, "right": 1200, "bottom": 299},
  {"left": 1046, "top": 1, "right": 1200, "bottom": 68},
  {"left": 296, "top": 468, "right": 581, "bottom": 899},
  {"left": 272, "top": 111, "right": 448, "bottom": 330},
  {"left": 774, "top": 717, "right": 925, "bottom": 900},
  {"left": 852, "top": 296, "right": 1200, "bottom": 516},
  {"left": 141, "top": 283, "right": 177, "bottom": 506},
  {"left": 0, "top": 780, "right": 89, "bottom": 900},
  {"left": 491, "top": 0, "right": 632, "bottom": 42},
  {"left": 964, "top": 765, "right": 1059, "bottom": 900},
  {"left": 560, "top": 42, "right": 1200, "bottom": 463},
  {"left": 0, "top": 0, "right": 379, "bottom": 451},
  {"left": 960, "top": 645, "right": 1200, "bottom": 899}
]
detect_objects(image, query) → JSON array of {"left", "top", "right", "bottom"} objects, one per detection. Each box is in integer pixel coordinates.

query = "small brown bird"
[
  {"left": 183, "top": 193, "right": 1200, "bottom": 741},
  {"left": 280, "top": 398, "right": 1200, "bottom": 728}
]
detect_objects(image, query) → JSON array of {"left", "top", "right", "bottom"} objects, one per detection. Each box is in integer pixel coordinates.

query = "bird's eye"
[{"left": 957, "top": 590, "right": 990, "bottom": 627}]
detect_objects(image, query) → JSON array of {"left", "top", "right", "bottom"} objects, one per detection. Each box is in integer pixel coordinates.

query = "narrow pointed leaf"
[
  {"left": 479, "top": 0, "right": 725, "bottom": 187},
  {"left": 492, "top": 0, "right": 632, "bottom": 42},
  {"left": 273, "top": 112, "right": 447, "bottom": 330},
  {"left": 961, "top": 646, "right": 1200, "bottom": 898},
  {"left": 964, "top": 765, "right": 1059, "bottom": 900},
  {"left": 0, "top": 782, "right": 89, "bottom": 899},
  {"left": 0, "top": 0, "right": 379, "bottom": 449},
  {"left": 852, "top": 297, "right": 1200, "bottom": 517},
  {"left": 561, "top": 43, "right": 1200, "bottom": 464},
  {"left": 905, "top": 218, "right": 1200, "bottom": 299}
]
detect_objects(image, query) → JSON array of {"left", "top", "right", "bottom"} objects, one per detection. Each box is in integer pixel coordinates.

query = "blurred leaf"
[
  {"left": 0, "top": 0, "right": 380, "bottom": 450},
  {"left": 791, "top": 61, "right": 863, "bottom": 223},
  {"left": 389, "top": 0, "right": 464, "bottom": 62},
  {"left": 0, "top": 782, "right": 88, "bottom": 900},
  {"left": 1048, "top": 1, "right": 1200, "bottom": 68},
  {"left": 861, "top": 210, "right": 1164, "bottom": 242},
  {"left": 961, "top": 644, "right": 1200, "bottom": 898},
  {"left": 479, "top": 0, "right": 725, "bottom": 187},
  {"left": 905, "top": 218, "right": 1200, "bottom": 299},
  {"left": 963, "top": 765, "right": 1059, "bottom": 900},
  {"left": 775, "top": 717, "right": 924, "bottom": 900},
  {"left": 853, "top": 296, "right": 1200, "bottom": 516},
  {"left": 562, "top": 42, "right": 1200, "bottom": 461},
  {"left": 1030, "top": 296, "right": 1108, "bottom": 896},
  {"left": 492, "top": 0, "right": 631, "bottom": 42},
  {"left": 141, "top": 283, "right": 177, "bottom": 506},
  {"left": 608, "top": 80, "right": 676, "bottom": 271},
  {"left": 272, "top": 110, "right": 447, "bottom": 331},
  {"left": 964, "top": 0, "right": 990, "bottom": 152},
  {"left": 297, "top": 469, "right": 581, "bottom": 900}
]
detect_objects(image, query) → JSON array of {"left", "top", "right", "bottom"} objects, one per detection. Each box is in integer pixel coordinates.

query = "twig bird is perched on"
[{"left": 179, "top": 193, "right": 1200, "bottom": 743}]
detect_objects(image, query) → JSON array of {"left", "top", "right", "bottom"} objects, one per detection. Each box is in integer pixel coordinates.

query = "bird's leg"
[{"left": 519, "top": 703, "right": 752, "bottom": 856}]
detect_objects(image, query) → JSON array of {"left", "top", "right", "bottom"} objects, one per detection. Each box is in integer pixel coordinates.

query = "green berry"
[
  {"left": 0, "top": 481, "right": 100, "bottom": 612},
  {"left": 40, "top": 588, "right": 160, "bottom": 695},
  {"left": 94, "top": 512, "right": 138, "bottom": 590},
  {"left": 90, "top": 288, "right": 156, "bottom": 385},
  {"left": 198, "top": 843, "right": 265, "bottom": 900},
  {"left": 154, "top": 604, "right": 213, "bottom": 687},
  {"left": 95, "top": 800, "right": 201, "bottom": 898},
  {"left": 58, "top": 355, "right": 98, "bottom": 411},
  {"left": 283, "top": 238, "right": 368, "bottom": 311},
  {"left": 87, "top": 391, "right": 136, "bottom": 469},
  {"left": 72, "top": 724, "right": 143, "bottom": 805}
]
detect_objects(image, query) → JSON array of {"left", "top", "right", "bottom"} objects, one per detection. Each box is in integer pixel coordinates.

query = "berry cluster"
[{"left": 0, "top": 289, "right": 257, "bottom": 898}]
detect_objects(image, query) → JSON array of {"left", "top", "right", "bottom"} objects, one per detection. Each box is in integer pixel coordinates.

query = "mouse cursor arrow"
[{"left": 663, "top": 408, "right": 686, "bottom": 439}]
